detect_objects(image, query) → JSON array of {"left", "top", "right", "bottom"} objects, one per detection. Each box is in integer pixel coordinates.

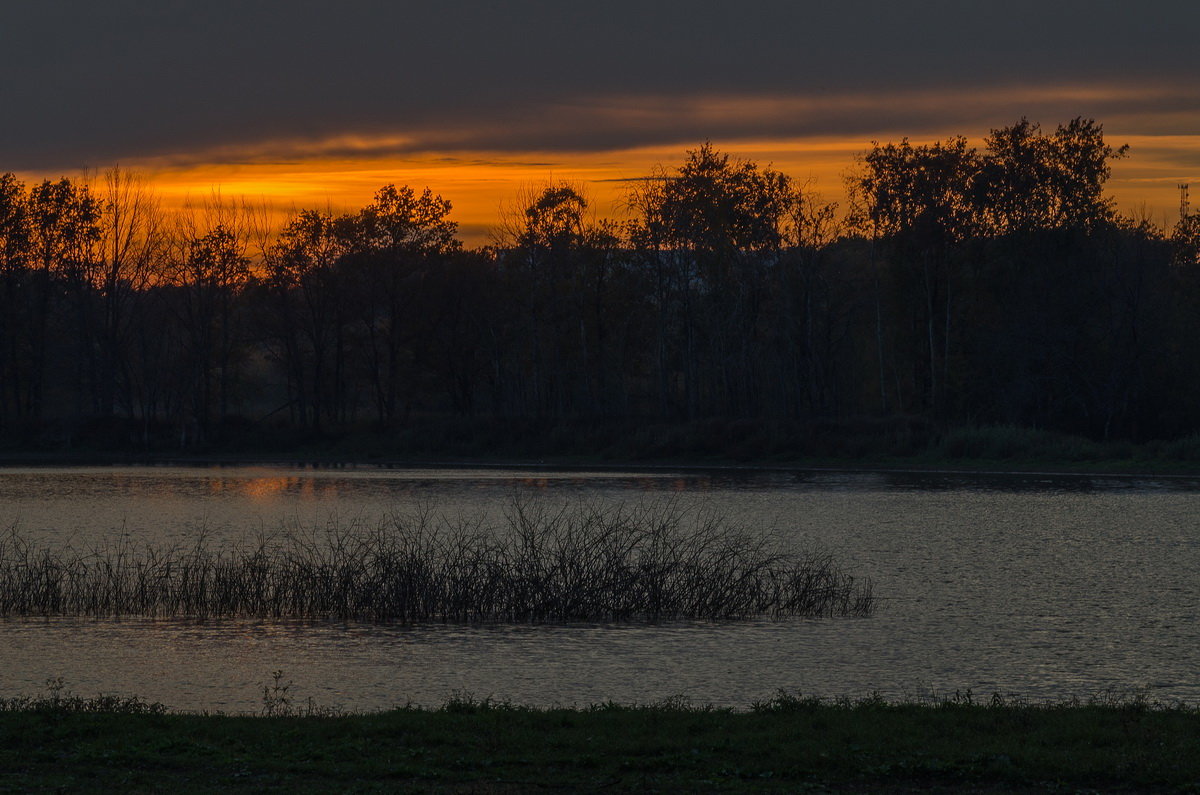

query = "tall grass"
[
  {"left": 0, "top": 501, "right": 872, "bottom": 623},
  {"left": 0, "top": 677, "right": 166, "bottom": 715}
]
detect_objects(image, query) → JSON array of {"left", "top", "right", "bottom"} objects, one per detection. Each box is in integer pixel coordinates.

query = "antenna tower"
[{"left": 1181, "top": 183, "right": 1191, "bottom": 221}]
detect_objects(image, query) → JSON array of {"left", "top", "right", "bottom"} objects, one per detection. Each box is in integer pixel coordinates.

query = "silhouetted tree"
[
  {"left": 91, "top": 167, "right": 165, "bottom": 420},
  {"left": 169, "top": 221, "right": 252, "bottom": 440},
  {"left": 342, "top": 185, "right": 460, "bottom": 425},
  {"left": 0, "top": 174, "right": 30, "bottom": 428},
  {"left": 850, "top": 136, "right": 979, "bottom": 413},
  {"left": 260, "top": 209, "right": 353, "bottom": 430},
  {"left": 1173, "top": 208, "right": 1200, "bottom": 267},
  {"left": 494, "top": 183, "right": 634, "bottom": 417},
  {"left": 769, "top": 187, "right": 858, "bottom": 417},
  {"left": 23, "top": 178, "right": 102, "bottom": 422},
  {"left": 630, "top": 143, "right": 792, "bottom": 417},
  {"left": 3, "top": 124, "right": 1199, "bottom": 451},
  {"left": 980, "top": 117, "right": 1128, "bottom": 234}
]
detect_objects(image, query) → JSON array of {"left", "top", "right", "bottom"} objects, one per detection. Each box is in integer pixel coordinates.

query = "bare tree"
[
  {"left": 90, "top": 167, "right": 166, "bottom": 419},
  {"left": 165, "top": 194, "right": 262, "bottom": 441}
]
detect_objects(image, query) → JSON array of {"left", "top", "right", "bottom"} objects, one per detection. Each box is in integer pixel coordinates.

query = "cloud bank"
[{"left": 2, "top": 0, "right": 1196, "bottom": 169}]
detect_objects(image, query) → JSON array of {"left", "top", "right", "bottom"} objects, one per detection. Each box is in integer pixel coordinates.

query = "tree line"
[{"left": 2, "top": 117, "right": 1199, "bottom": 449}]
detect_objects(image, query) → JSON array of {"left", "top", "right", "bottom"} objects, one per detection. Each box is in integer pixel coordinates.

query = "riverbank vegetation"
[
  {"left": 4, "top": 117, "right": 1200, "bottom": 462},
  {"left": 0, "top": 501, "right": 872, "bottom": 622},
  {"left": 136, "top": 415, "right": 1200, "bottom": 472},
  {"left": 2, "top": 684, "right": 1197, "bottom": 791},
  {"left": 10, "top": 416, "right": 1192, "bottom": 476}
]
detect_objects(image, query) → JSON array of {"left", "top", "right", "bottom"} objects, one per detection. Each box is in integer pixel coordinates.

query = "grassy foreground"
[{"left": 2, "top": 689, "right": 1199, "bottom": 792}]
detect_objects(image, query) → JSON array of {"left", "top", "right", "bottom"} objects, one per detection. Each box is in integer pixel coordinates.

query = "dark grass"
[
  {"left": 0, "top": 501, "right": 873, "bottom": 623},
  {"left": 2, "top": 684, "right": 1199, "bottom": 792}
]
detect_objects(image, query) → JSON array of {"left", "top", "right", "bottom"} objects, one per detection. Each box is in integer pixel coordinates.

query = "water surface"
[{"left": 2, "top": 464, "right": 1196, "bottom": 712}]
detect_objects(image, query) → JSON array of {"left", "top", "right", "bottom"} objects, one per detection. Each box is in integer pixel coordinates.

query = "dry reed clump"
[{"left": 0, "top": 501, "right": 874, "bottom": 623}]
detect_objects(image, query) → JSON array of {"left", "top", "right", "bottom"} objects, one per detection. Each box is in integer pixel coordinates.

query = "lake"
[{"left": 1, "top": 463, "right": 1197, "bottom": 713}]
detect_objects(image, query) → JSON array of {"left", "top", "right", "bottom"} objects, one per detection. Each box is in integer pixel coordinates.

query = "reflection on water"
[{"left": 2, "top": 464, "right": 1200, "bottom": 711}]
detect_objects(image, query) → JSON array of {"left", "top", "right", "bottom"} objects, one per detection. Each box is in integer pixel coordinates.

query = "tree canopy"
[{"left": 3, "top": 119, "right": 1198, "bottom": 448}]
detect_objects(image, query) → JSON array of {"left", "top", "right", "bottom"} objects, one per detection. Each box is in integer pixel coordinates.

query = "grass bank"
[{"left": 2, "top": 687, "right": 1198, "bottom": 792}]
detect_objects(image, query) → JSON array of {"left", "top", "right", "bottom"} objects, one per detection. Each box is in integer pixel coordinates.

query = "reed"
[{"left": 0, "top": 501, "right": 873, "bottom": 623}]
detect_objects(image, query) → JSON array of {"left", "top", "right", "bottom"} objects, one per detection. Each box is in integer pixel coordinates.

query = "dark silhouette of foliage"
[
  {"left": 980, "top": 117, "right": 1128, "bottom": 233},
  {"left": 1, "top": 119, "right": 1197, "bottom": 451}
]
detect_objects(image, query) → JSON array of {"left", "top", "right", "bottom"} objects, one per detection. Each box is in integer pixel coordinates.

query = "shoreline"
[
  {"left": 5, "top": 415, "right": 1200, "bottom": 478},
  {"left": 4, "top": 449, "right": 1200, "bottom": 480}
]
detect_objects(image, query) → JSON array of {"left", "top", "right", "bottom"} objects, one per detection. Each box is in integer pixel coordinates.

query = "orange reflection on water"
[
  {"left": 239, "top": 476, "right": 300, "bottom": 501},
  {"left": 201, "top": 475, "right": 330, "bottom": 502}
]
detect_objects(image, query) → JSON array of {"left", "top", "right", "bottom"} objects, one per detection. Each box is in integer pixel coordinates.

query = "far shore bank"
[
  {"left": 5, "top": 416, "right": 1200, "bottom": 479},
  {"left": 5, "top": 451, "right": 1200, "bottom": 480},
  {"left": 3, "top": 449, "right": 1200, "bottom": 481}
]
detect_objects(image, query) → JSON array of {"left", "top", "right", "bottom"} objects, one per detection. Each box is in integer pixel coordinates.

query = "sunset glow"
[
  {"left": 15, "top": 129, "right": 1194, "bottom": 245},
  {"left": 11, "top": 144, "right": 1193, "bottom": 254}
]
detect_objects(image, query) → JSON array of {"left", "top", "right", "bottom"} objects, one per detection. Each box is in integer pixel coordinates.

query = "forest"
[{"left": 2, "top": 117, "right": 1199, "bottom": 454}]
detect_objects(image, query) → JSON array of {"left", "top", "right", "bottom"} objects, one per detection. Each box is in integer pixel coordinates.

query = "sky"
[{"left": 3, "top": 0, "right": 1198, "bottom": 242}]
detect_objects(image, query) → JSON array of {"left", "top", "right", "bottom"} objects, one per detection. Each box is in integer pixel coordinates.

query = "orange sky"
[
  {"left": 17, "top": 130, "right": 1200, "bottom": 246},
  {"left": 7, "top": 2, "right": 1197, "bottom": 247},
  {"left": 102, "top": 138, "right": 862, "bottom": 244}
]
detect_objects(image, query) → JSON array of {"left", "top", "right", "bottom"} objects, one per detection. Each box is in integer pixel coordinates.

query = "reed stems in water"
[{"left": 0, "top": 501, "right": 873, "bottom": 623}]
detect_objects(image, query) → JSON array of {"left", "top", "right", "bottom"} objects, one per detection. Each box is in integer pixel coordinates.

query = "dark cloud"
[{"left": 2, "top": 0, "right": 1196, "bottom": 169}]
